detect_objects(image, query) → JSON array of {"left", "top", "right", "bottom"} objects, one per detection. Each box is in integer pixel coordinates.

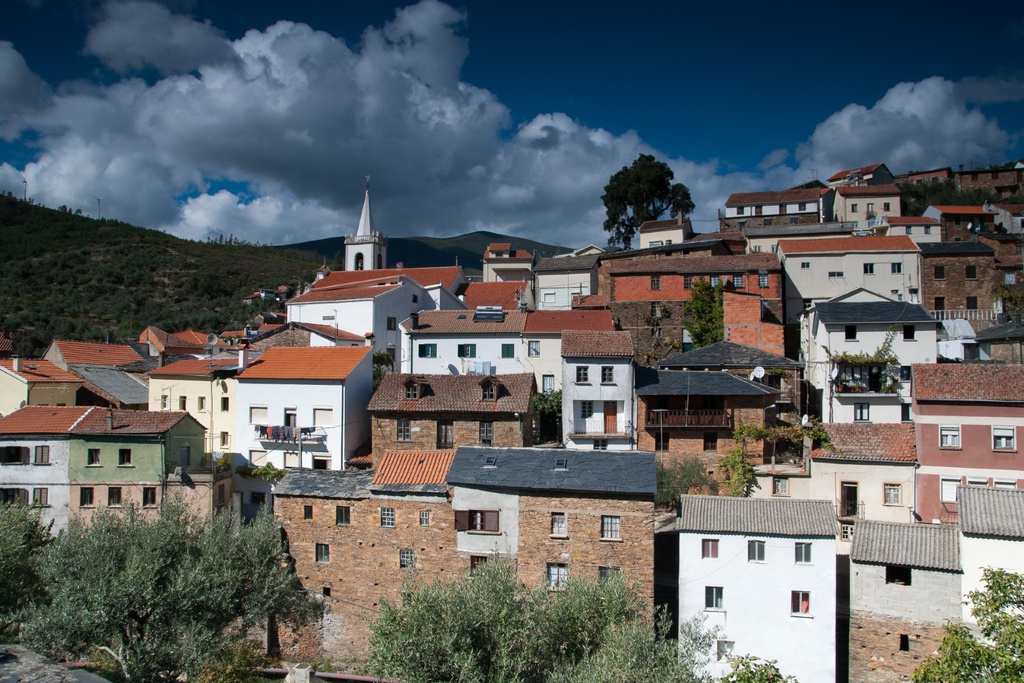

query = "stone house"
[
  {"left": 241, "top": 321, "right": 368, "bottom": 350},
  {"left": 367, "top": 372, "right": 535, "bottom": 464},
  {"left": 833, "top": 184, "right": 902, "bottom": 227},
  {"left": 849, "top": 521, "right": 961, "bottom": 682},
  {"left": 828, "top": 163, "right": 895, "bottom": 188},
  {"left": 0, "top": 358, "right": 83, "bottom": 416},
  {"left": 954, "top": 166, "right": 1024, "bottom": 197},
  {"left": 971, "top": 314, "right": 1024, "bottom": 362},
  {"left": 922, "top": 205, "right": 997, "bottom": 242},
  {"left": 560, "top": 330, "right": 635, "bottom": 451},
  {"left": 991, "top": 202, "right": 1024, "bottom": 233},
  {"left": 594, "top": 233, "right": 739, "bottom": 297},
  {"left": 677, "top": 495, "right": 837, "bottom": 683},
  {"left": 720, "top": 186, "right": 833, "bottom": 232},
  {"left": 958, "top": 486, "right": 1024, "bottom": 625},
  {"left": 912, "top": 364, "right": 1024, "bottom": 524},
  {"left": 917, "top": 242, "right": 997, "bottom": 320},
  {"left": 522, "top": 310, "right": 614, "bottom": 393}
]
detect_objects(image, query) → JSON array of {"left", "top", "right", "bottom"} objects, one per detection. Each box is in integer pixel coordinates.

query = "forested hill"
[{"left": 0, "top": 195, "right": 318, "bottom": 356}]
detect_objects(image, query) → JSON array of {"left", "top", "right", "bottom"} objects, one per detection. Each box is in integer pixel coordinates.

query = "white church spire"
[
  {"left": 356, "top": 175, "right": 375, "bottom": 237},
  {"left": 345, "top": 175, "right": 387, "bottom": 271}
]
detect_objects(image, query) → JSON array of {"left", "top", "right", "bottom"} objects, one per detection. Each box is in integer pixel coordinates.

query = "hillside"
[
  {"left": 0, "top": 195, "right": 319, "bottom": 356},
  {"left": 284, "top": 231, "right": 562, "bottom": 275}
]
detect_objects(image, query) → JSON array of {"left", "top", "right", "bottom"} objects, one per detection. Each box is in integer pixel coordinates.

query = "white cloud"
[{"left": 0, "top": 41, "right": 52, "bottom": 140}]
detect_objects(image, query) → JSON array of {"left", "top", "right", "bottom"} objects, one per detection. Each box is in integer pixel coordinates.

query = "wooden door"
[{"left": 603, "top": 402, "right": 617, "bottom": 434}]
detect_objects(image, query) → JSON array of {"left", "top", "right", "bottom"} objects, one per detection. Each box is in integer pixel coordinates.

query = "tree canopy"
[
  {"left": 684, "top": 279, "right": 724, "bottom": 349},
  {"left": 0, "top": 503, "right": 50, "bottom": 634},
  {"left": 602, "top": 154, "right": 694, "bottom": 250}
]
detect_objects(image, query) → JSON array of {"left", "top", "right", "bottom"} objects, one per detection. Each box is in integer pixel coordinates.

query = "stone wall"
[
  {"left": 721, "top": 213, "right": 820, "bottom": 232},
  {"left": 955, "top": 168, "right": 1024, "bottom": 196},
  {"left": 370, "top": 414, "right": 530, "bottom": 462},
  {"left": 249, "top": 328, "right": 313, "bottom": 350},
  {"left": 920, "top": 253, "right": 996, "bottom": 311},
  {"left": 610, "top": 300, "right": 688, "bottom": 366},
  {"left": 849, "top": 612, "right": 948, "bottom": 683},
  {"left": 636, "top": 395, "right": 772, "bottom": 460},
  {"left": 851, "top": 563, "right": 961, "bottom": 623}
]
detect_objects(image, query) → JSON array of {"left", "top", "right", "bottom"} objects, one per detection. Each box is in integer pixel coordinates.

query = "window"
[
  {"left": 542, "top": 375, "right": 555, "bottom": 392},
  {"left": 551, "top": 512, "right": 567, "bottom": 536},
  {"left": 87, "top": 448, "right": 100, "bottom": 466},
  {"left": 387, "top": 316, "right": 397, "bottom": 331},
  {"left": 906, "top": 226, "right": 913, "bottom": 235},
  {"left": 249, "top": 406, "right": 267, "bottom": 424},
  {"left": 580, "top": 401, "right": 594, "bottom": 419},
  {"left": 710, "top": 275, "right": 720, "bottom": 287},
  {"left": 940, "top": 478, "right": 959, "bottom": 503},
  {"left": 178, "top": 396, "right": 187, "bottom": 410},
  {"left": 399, "top": 548, "right": 415, "bottom": 569},
  {"left": 967, "top": 296, "right": 978, "bottom": 310},
  {"left": 702, "top": 539, "right": 719, "bottom": 559},
  {"left": 759, "top": 273, "right": 769, "bottom": 288},
  {"left": 547, "top": 563, "right": 568, "bottom": 589},
  {"left": 32, "top": 487, "right": 48, "bottom": 507},
  {"left": 315, "top": 543, "right": 330, "bottom": 563},
  {"left": 381, "top": 507, "right": 396, "bottom": 528},
  {"left": 576, "top": 366, "right": 590, "bottom": 383},
  {"left": 829, "top": 271, "right": 844, "bottom": 279},
  {"left": 705, "top": 586, "right": 724, "bottom": 609},
  {"left": 800, "top": 262, "right": 810, "bottom": 270},
  {"left": 470, "top": 555, "right": 488, "bottom": 571},
  {"left": 501, "top": 343, "right": 515, "bottom": 358},
  {"left": 457, "top": 344, "right": 476, "bottom": 358},
  {"left": 80, "top": 487, "right": 94, "bottom": 507},
  {"left": 303, "top": 505, "right": 313, "bottom": 520},
  {"left": 891, "top": 262, "right": 902, "bottom": 274},
  {"left": 108, "top": 487, "right": 122, "bottom": 507},
  {"left": 684, "top": 275, "right": 694, "bottom": 289},
  {"left": 772, "top": 477, "right": 789, "bottom": 496},
  {"left": 733, "top": 274, "right": 744, "bottom": 288},
  {"left": 482, "top": 384, "right": 496, "bottom": 401},
  {"left": 601, "top": 515, "right": 621, "bottom": 540},
  {"left": 748, "top": 540, "right": 765, "bottom": 562},
  {"left": 717, "top": 640, "right": 735, "bottom": 662},
  {"left": 393, "top": 417, "right": 411, "bottom": 442},
  {"left": 924, "top": 225, "right": 932, "bottom": 235},
  {"left": 845, "top": 325, "right": 857, "bottom": 341},
  {"left": 867, "top": 202, "right": 875, "bottom": 213},
  {"left": 593, "top": 439, "right": 608, "bottom": 450},
  {"left": 883, "top": 202, "right": 891, "bottom": 211},
  {"left": 528, "top": 340, "right": 540, "bottom": 357},
  {"left": 33, "top": 446, "right": 49, "bottom": 465},
  {"left": 330, "top": 505, "right": 349, "bottom": 525},
  {"left": 437, "top": 420, "right": 454, "bottom": 449},
  {"left": 598, "top": 566, "right": 620, "bottom": 582},
  {"left": 934, "top": 265, "right": 945, "bottom": 280},
  {"left": 418, "top": 510, "right": 431, "bottom": 527},
  {"left": 934, "top": 297, "right": 945, "bottom": 311},
  {"left": 220, "top": 397, "right": 229, "bottom": 412},
  {"left": 143, "top": 487, "right": 156, "bottom": 507},
  {"left": 651, "top": 301, "right": 662, "bottom": 318},
  {"left": 160, "top": 395, "right": 168, "bottom": 410},
  {"left": 940, "top": 424, "right": 960, "bottom": 448},
  {"left": 966, "top": 265, "right": 977, "bottom": 280},
  {"left": 649, "top": 240, "right": 663, "bottom": 248},
  {"left": 791, "top": 591, "right": 810, "bottom": 614},
  {"left": 736, "top": 206, "right": 745, "bottom": 215},
  {"left": 884, "top": 484, "right": 902, "bottom": 506},
  {"left": 198, "top": 396, "right": 206, "bottom": 411},
  {"left": 851, "top": 203, "right": 859, "bottom": 213},
  {"left": 854, "top": 403, "right": 870, "bottom": 422},
  {"left": 1008, "top": 272, "right": 1019, "bottom": 285},
  {"left": 841, "top": 523, "right": 855, "bottom": 540},
  {"left": 651, "top": 275, "right": 661, "bottom": 291},
  {"left": 994, "top": 426, "right": 1016, "bottom": 450},
  {"left": 795, "top": 542, "right": 812, "bottom": 564},
  {"left": 803, "top": 299, "right": 812, "bottom": 309},
  {"left": 901, "top": 403, "right": 912, "bottom": 422},
  {"left": 479, "top": 421, "right": 494, "bottom": 444},
  {"left": 418, "top": 343, "right": 437, "bottom": 358},
  {"left": 405, "top": 383, "right": 420, "bottom": 399},
  {"left": 900, "top": 365, "right": 912, "bottom": 381},
  {"left": 903, "top": 325, "right": 915, "bottom": 340},
  {"left": 118, "top": 448, "right": 132, "bottom": 466},
  {"left": 863, "top": 263, "right": 875, "bottom": 275},
  {"left": 886, "top": 566, "right": 912, "bottom": 585},
  {"left": 601, "top": 366, "right": 614, "bottom": 384},
  {"left": 251, "top": 491, "right": 266, "bottom": 505},
  {"left": 455, "top": 509, "right": 499, "bottom": 533},
  {"left": 994, "top": 479, "right": 1017, "bottom": 490}
]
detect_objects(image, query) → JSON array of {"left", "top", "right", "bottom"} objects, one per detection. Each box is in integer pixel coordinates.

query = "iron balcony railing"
[{"left": 646, "top": 409, "right": 732, "bottom": 428}]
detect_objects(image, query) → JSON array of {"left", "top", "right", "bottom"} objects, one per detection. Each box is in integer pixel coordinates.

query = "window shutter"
[
  {"left": 455, "top": 510, "right": 470, "bottom": 531},
  {"left": 483, "top": 510, "right": 499, "bottom": 532}
]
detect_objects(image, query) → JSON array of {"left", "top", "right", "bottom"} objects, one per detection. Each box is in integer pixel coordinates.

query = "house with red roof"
[
  {"left": 0, "top": 358, "right": 83, "bottom": 416},
  {"left": 878, "top": 216, "right": 941, "bottom": 244},
  {"left": 922, "top": 205, "right": 997, "bottom": 242},
  {"left": 149, "top": 357, "right": 242, "bottom": 454},
  {"left": 138, "top": 326, "right": 208, "bottom": 357},
  {"left": 522, "top": 309, "right": 615, "bottom": 392},
  {"left": 43, "top": 339, "right": 143, "bottom": 370},
  {"left": 401, "top": 309, "right": 527, "bottom": 376},
  {"left": 637, "top": 212, "right": 695, "bottom": 248},
  {"left": 458, "top": 281, "right": 528, "bottom": 311},
  {"left": 912, "top": 363, "right": 1024, "bottom": 524},
  {"left": 827, "top": 163, "right": 894, "bottom": 188},
  {"left": 561, "top": 330, "right": 637, "bottom": 451},
  {"left": 833, "top": 184, "right": 902, "bottom": 227},
  {"left": 991, "top": 202, "right": 1024, "bottom": 233},
  {"left": 482, "top": 242, "right": 535, "bottom": 286},
  {"left": 721, "top": 185, "right": 834, "bottom": 232}
]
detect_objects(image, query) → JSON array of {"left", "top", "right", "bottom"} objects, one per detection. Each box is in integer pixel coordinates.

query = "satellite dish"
[
  {"left": 831, "top": 367, "right": 839, "bottom": 379},
  {"left": 752, "top": 366, "right": 765, "bottom": 379},
  {"left": 19, "top": 400, "right": 27, "bottom": 409},
  {"left": 801, "top": 414, "right": 809, "bottom": 426},
  {"left": 207, "top": 333, "right": 220, "bottom": 346}
]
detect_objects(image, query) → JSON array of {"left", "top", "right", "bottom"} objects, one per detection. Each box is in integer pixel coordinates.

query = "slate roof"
[
  {"left": 71, "top": 366, "right": 150, "bottom": 405},
  {"left": 742, "top": 222, "right": 856, "bottom": 238},
  {"left": 725, "top": 187, "right": 823, "bottom": 206},
  {"left": 525, "top": 310, "right": 614, "bottom": 334},
  {"left": 370, "top": 450, "right": 455, "bottom": 493},
  {"left": 835, "top": 184, "right": 900, "bottom": 196},
  {"left": 460, "top": 282, "right": 527, "bottom": 310},
  {"left": 274, "top": 469, "right": 375, "bottom": 499},
  {"left": 0, "top": 406, "right": 94, "bottom": 434},
  {"left": 608, "top": 254, "right": 780, "bottom": 275},
  {"left": 850, "top": 521, "right": 960, "bottom": 571},
  {"left": 238, "top": 347, "right": 370, "bottom": 381},
  {"left": 638, "top": 216, "right": 694, "bottom": 232},
  {"left": 403, "top": 309, "right": 526, "bottom": 335},
  {"left": 561, "top": 330, "right": 634, "bottom": 357},
  {"left": 918, "top": 242, "right": 994, "bottom": 255},
  {"left": 72, "top": 409, "right": 190, "bottom": 435},
  {"left": 657, "top": 340, "right": 800, "bottom": 369},
  {"left": 974, "top": 317, "right": 1024, "bottom": 342},
  {"left": 677, "top": 495, "right": 838, "bottom": 537},
  {"left": 533, "top": 253, "right": 601, "bottom": 273},
  {"left": 50, "top": 340, "right": 143, "bottom": 367},
  {"left": 958, "top": 486, "right": 1024, "bottom": 538},
  {"left": 913, "top": 363, "right": 1024, "bottom": 402},
  {"left": 446, "top": 447, "right": 656, "bottom": 496},
  {"left": 148, "top": 358, "right": 238, "bottom": 377},
  {"left": 778, "top": 235, "right": 918, "bottom": 254},
  {"left": 293, "top": 322, "right": 367, "bottom": 342},
  {"left": 368, "top": 373, "right": 535, "bottom": 414},
  {"left": 635, "top": 368, "right": 780, "bottom": 397},
  {"left": 810, "top": 423, "right": 917, "bottom": 463},
  {"left": 828, "top": 163, "right": 885, "bottom": 182},
  {"left": 813, "top": 300, "right": 934, "bottom": 325},
  {"left": 0, "top": 359, "right": 83, "bottom": 384}
]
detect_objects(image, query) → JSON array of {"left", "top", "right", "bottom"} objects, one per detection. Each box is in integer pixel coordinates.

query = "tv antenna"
[{"left": 90, "top": 194, "right": 103, "bottom": 219}]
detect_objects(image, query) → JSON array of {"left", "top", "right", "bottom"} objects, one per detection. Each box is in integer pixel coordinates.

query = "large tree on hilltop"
[{"left": 602, "top": 154, "right": 695, "bottom": 250}]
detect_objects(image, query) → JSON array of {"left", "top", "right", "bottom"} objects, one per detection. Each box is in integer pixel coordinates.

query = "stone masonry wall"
[
  {"left": 920, "top": 254, "right": 996, "bottom": 311},
  {"left": 610, "top": 300, "right": 688, "bottom": 366},
  {"left": 849, "top": 612, "right": 948, "bottom": 683},
  {"left": 370, "top": 415, "right": 529, "bottom": 462},
  {"left": 249, "top": 328, "right": 313, "bottom": 350},
  {"left": 636, "top": 396, "right": 771, "bottom": 461}
]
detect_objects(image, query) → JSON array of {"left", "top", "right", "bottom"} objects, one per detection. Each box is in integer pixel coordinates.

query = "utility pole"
[{"left": 22, "top": 178, "right": 26, "bottom": 202}]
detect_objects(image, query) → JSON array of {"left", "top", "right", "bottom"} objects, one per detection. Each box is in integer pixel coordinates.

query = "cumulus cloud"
[
  {"left": 0, "top": 41, "right": 52, "bottom": 139},
  {"left": 84, "top": 0, "right": 236, "bottom": 74}
]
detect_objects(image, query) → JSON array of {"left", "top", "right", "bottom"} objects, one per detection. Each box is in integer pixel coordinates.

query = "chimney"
[
  {"left": 410, "top": 312, "right": 419, "bottom": 330},
  {"left": 12, "top": 356, "right": 22, "bottom": 372},
  {"left": 677, "top": 209, "right": 683, "bottom": 225},
  {"left": 238, "top": 347, "right": 250, "bottom": 371},
  {"left": 396, "top": 262, "right": 404, "bottom": 270},
  {"left": 157, "top": 352, "right": 165, "bottom": 368},
  {"left": 106, "top": 409, "right": 114, "bottom": 431}
]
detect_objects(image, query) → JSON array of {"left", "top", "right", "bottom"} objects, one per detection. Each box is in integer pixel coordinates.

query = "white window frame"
[
  {"left": 795, "top": 542, "right": 812, "bottom": 564},
  {"left": 600, "top": 515, "right": 621, "bottom": 540},
  {"left": 993, "top": 426, "right": 1015, "bottom": 450},
  {"left": 747, "top": 539, "right": 765, "bottom": 562},
  {"left": 772, "top": 477, "right": 789, "bottom": 496},
  {"left": 528, "top": 340, "right": 540, "bottom": 357},
  {"left": 940, "top": 477, "right": 959, "bottom": 503},
  {"left": 940, "top": 425, "right": 960, "bottom": 448},
  {"left": 705, "top": 586, "right": 724, "bottom": 610},
  {"left": 550, "top": 512, "right": 567, "bottom": 536},
  {"left": 547, "top": 563, "right": 568, "bottom": 590},
  {"left": 884, "top": 483, "right": 902, "bottom": 506}
]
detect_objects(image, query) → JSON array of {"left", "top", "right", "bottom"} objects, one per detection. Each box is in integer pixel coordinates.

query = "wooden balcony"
[{"left": 646, "top": 409, "right": 731, "bottom": 428}]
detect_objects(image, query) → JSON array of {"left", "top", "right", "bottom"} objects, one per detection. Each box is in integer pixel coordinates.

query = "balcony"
[
  {"left": 930, "top": 308, "right": 997, "bottom": 322},
  {"left": 166, "top": 457, "right": 232, "bottom": 481},
  {"left": 344, "top": 231, "right": 388, "bottom": 245},
  {"left": 254, "top": 425, "right": 327, "bottom": 443},
  {"left": 645, "top": 409, "right": 732, "bottom": 428},
  {"left": 833, "top": 365, "right": 899, "bottom": 396}
]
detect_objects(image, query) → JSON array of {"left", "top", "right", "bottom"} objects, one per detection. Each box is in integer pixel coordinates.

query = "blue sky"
[{"left": 2, "top": 0, "right": 1022, "bottom": 246}]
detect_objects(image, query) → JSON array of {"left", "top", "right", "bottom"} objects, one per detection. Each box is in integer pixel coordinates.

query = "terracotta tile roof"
[
  {"left": 461, "top": 282, "right": 527, "bottom": 310},
  {"left": 372, "top": 450, "right": 455, "bottom": 486},
  {"left": 238, "top": 347, "right": 371, "bottom": 381},
  {"left": 403, "top": 309, "right": 526, "bottom": 335},
  {"left": 913, "top": 363, "right": 1024, "bottom": 402},
  {"left": 51, "top": 340, "right": 143, "bottom": 366},
  {"left": 72, "top": 408, "right": 190, "bottom": 435},
  {"left": 368, "top": 373, "right": 535, "bottom": 414},
  {"left": 685, "top": 231, "right": 746, "bottom": 244},
  {"left": 485, "top": 249, "right": 534, "bottom": 260},
  {"left": 296, "top": 323, "right": 367, "bottom": 342},
  {"left": 835, "top": 184, "right": 900, "bottom": 196},
  {"left": 0, "top": 359, "right": 83, "bottom": 383},
  {"left": 608, "top": 254, "right": 780, "bottom": 275},
  {"left": 884, "top": 216, "right": 939, "bottom": 225},
  {"left": 139, "top": 326, "right": 206, "bottom": 353},
  {"left": 0, "top": 335, "right": 11, "bottom": 354},
  {"left": 828, "top": 163, "right": 884, "bottom": 182},
  {"left": 810, "top": 423, "right": 917, "bottom": 463},
  {"left": 288, "top": 283, "right": 400, "bottom": 305},
  {"left": 313, "top": 266, "right": 464, "bottom": 292},
  {"left": 524, "top": 310, "right": 614, "bottom": 334},
  {"left": 172, "top": 330, "right": 219, "bottom": 347},
  {"left": 0, "top": 406, "right": 93, "bottom": 434},
  {"left": 639, "top": 216, "right": 693, "bottom": 232},
  {"left": 572, "top": 294, "right": 610, "bottom": 309},
  {"left": 929, "top": 205, "right": 997, "bottom": 215},
  {"left": 778, "top": 235, "right": 918, "bottom": 254},
  {"left": 725, "top": 187, "right": 823, "bottom": 206},
  {"left": 561, "top": 330, "right": 633, "bottom": 357},
  {"left": 996, "top": 256, "right": 1024, "bottom": 268},
  {"left": 487, "top": 242, "right": 511, "bottom": 251},
  {"left": 148, "top": 358, "right": 238, "bottom": 377}
]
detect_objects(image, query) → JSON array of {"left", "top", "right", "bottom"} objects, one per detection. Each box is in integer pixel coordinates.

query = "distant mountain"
[{"left": 282, "top": 231, "right": 564, "bottom": 275}]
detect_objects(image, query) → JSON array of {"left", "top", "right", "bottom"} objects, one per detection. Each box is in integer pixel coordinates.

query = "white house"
[
  {"left": 801, "top": 290, "right": 936, "bottom": 424},
  {"left": 401, "top": 309, "right": 527, "bottom": 376},
  {"left": 678, "top": 495, "right": 837, "bottom": 683},
  {"left": 521, "top": 310, "right": 615, "bottom": 393},
  {"left": 957, "top": 486, "right": 1024, "bottom": 625},
  {"left": 533, "top": 253, "right": 601, "bottom": 311},
  {"left": 561, "top": 330, "right": 636, "bottom": 450}
]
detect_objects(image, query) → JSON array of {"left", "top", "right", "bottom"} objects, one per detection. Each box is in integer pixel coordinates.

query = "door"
[
  {"left": 603, "top": 402, "right": 617, "bottom": 434},
  {"left": 841, "top": 482, "right": 859, "bottom": 518},
  {"left": 437, "top": 420, "right": 454, "bottom": 449}
]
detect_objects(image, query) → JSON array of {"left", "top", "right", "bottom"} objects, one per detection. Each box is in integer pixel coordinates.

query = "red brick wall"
[
  {"left": 723, "top": 292, "right": 785, "bottom": 355},
  {"left": 611, "top": 272, "right": 783, "bottom": 303}
]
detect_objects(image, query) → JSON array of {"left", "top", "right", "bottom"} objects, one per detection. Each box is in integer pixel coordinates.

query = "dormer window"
[
  {"left": 484, "top": 456, "right": 497, "bottom": 467},
  {"left": 482, "top": 384, "right": 496, "bottom": 401},
  {"left": 405, "top": 384, "right": 419, "bottom": 399}
]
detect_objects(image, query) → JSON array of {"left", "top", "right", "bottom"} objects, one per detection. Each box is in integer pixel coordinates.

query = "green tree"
[
  {"left": 21, "top": 501, "right": 321, "bottom": 682},
  {"left": 533, "top": 389, "right": 563, "bottom": 443},
  {"left": 0, "top": 503, "right": 51, "bottom": 634},
  {"left": 602, "top": 154, "right": 694, "bottom": 250},
  {"left": 684, "top": 279, "right": 724, "bottom": 349},
  {"left": 720, "top": 656, "right": 797, "bottom": 682},
  {"left": 912, "top": 568, "right": 1024, "bottom": 682},
  {"left": 372, "top": 350, "right": 394, "bottom": 388},
  {"left": 656, "top": 458, "right": 719, "bottom": 506}
]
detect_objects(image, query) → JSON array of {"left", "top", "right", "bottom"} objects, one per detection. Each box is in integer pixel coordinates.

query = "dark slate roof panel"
[
  {"left": 850, "top": 521, "right": 960, "bottom": 571},
  {"left": 677, "top": 495, "right": 838, "bottom": 537},
  {"left": 446, "top": 447, "right": 656, "bottom": 496},
  {"left": 533, "top": 254, "right": 601, "bottom": 272},
  {"left": 958, "top": 486, "right": 1024, "bottom": 538},
  {"left": 635, "top": 367, "right": 779, "bottom": 397},
  {"left": 814, "top": 301, "right": 934, "bottom": 324},
  {"left": 657, "top": 341, "right": 801, "bottom": 369},
  {"left": 918, "top": 242, "right": 994, "bottom": 255},
  {"left": 274, "top": 470, "right": 374, "bottom": 499},
  {"left": 71, "top": 365, "right": 150, "bottom": 404},
  {"left": 974, "top": 317, "right": 1024, "bottom": 342}
]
